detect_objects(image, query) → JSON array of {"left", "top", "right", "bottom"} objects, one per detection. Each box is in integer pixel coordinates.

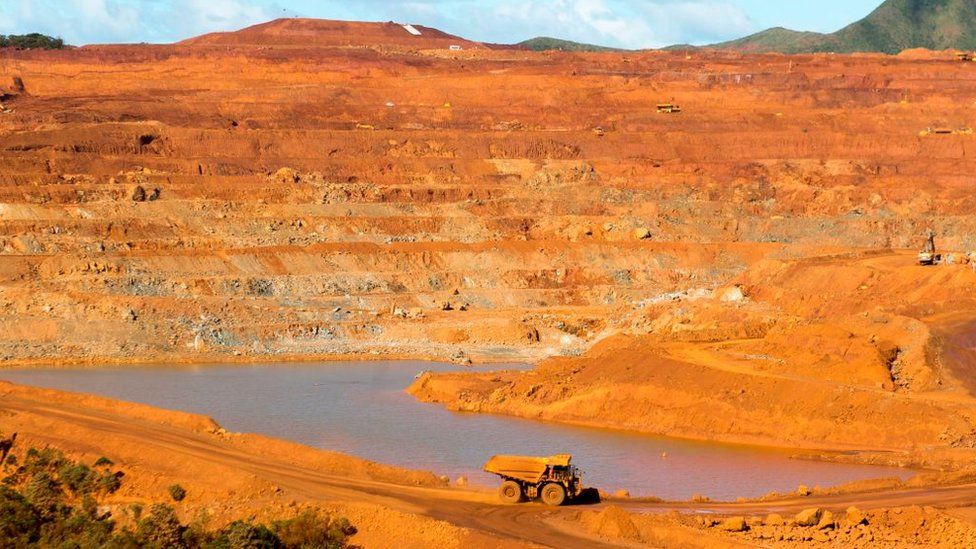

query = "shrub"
[
  {"left": 23, "top": 472, "right": 64, "bottom": 520},
  {"left": 94, "top": 456, "right": 114, "bottom": 468},
  {"left": 273, "top": 510, "right": 356, "bottom": 548},
  {"left": 58, "top": 463, "right": 95, "bottom": 494},
  {"left": 37, "top": 495, "right": 114, "bottom": 547},
  {"left": 213, "top": 520, "right": 282, "bottom": 548},
  {"left": 0, "top": 443, "right": 358, "bottom": 548},
  {"left": 97, "top": 470, "right": 123, "bottom": 494},
  {"left": 0, "top": 485, "right": 42, "bottom": 545},
  {"left": 136, "top": 503, "right": 188, "bottom": 548},
  {"left": 169, "top": 483, "right": 187, "bottom": 502},
  {"left": 24, "top": 447, "right": 69, "bottom": 473}
]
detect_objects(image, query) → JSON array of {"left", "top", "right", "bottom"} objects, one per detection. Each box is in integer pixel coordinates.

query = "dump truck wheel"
[
  {"left": 541, "top": 483, "right": 566, "bottom": 506},
  {"left": 498, "top": 480, "right": 523, "bottom": 503}
]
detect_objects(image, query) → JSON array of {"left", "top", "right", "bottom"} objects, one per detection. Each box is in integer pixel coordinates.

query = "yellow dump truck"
[
  {"left": 484, "top": 454, "right": 583, "bottom": 506},
  {"left": 656, "top": 103, "right": 682, "bottom": 114}
]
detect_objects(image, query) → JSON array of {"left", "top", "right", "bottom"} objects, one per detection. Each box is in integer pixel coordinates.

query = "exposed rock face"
[
  {"left": 4, "top": 23, "right": 976, "bottom": 466},
  {"left": 410, "top": 252, "right": 976, "bottom": 458}
]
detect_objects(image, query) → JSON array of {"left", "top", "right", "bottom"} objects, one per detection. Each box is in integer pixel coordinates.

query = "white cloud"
[{"left": 0, "top": 0, "right": 280, "bottom": 44}]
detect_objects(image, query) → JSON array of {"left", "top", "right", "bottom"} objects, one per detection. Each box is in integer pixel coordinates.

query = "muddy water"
[{"left": 1, "top": 361, "right": 915, "bottom": 500}]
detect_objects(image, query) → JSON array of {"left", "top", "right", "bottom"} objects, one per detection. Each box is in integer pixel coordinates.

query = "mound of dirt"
[{"left": 582, "top": 505, "right": 642, "bottom": 541}]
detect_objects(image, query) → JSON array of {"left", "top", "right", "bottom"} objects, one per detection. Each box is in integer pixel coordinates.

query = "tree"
[{"left": 0, "top": 33, "right": 66, "bottom": 50}]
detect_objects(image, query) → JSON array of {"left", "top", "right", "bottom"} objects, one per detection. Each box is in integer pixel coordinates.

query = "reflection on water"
[{"left": 1, "top": 361, "right": 915, "bottom": 500}]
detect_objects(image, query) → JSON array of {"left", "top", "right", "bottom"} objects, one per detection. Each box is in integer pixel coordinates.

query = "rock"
[
  {"left": 634, "top": 227, "right": 652, "bottom": 240},
  {"left": 691, "top": 493, "right": 710, "bottom": 503},
  {"left": 795, "top": 508, "right": 824, "bottom": 527},
  {"left": 765, "top": 513, "right": 785, "bottom": 526},
  {"left": 817, "top": 510, "right": 835, "bottom": 529},
  {"left": 613, "top": 489, "right": 630, "bottom": 499},
  {"left": 408, "top": 307, "right": 425, "bottom": 318},
  {"left": 273, "top": 167, "right": 300, "bottom": 184},
  {"left": 797, "top": 484, "right": 811, "bottom": 496},
  {"left": 720, "top": 516, "right": 748, "bottom": 532},
  {"left": 720, "top": 285, "right": 748, "bottom": 303},
  {"left": 440, "top": 301, "right": 453, "bottom": 311},
  {"left": 131, "top": 185, "right": 147, "bottom": 202},
  {"left": 846, "top": 506, "right": 867, "bottom": 525},
  {"left": 455, "top": 476, "right": 468, "bottom": 487}
]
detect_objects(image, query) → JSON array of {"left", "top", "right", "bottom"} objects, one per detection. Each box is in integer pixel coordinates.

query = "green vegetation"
[
  {"left": 0, "top": 438, "right": 357, "bottom": 548},
  {"left": 711, "top": 0, "right": 976, "bottom": 54},
  {"left": 0, "top": 33, "right": 66, "bottom": 50},
  {"left": 169, "top": 483, "right": 187, "bottom": 502},
  {"left": 518, "top": 36, "right": 621, "bottom": 52}
]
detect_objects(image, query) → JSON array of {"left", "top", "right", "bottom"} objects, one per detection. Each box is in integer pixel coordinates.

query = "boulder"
[
  {"left": 846, "top": 506, "right": 867, "bottom": 525},
  {"left": 455, "top": 476, "right": 468, "bottom": 487},
  {"left": 634, "top": 227, "right": 652, "bottom": 240},
  {"left": 817, "top": 510, "right": 835, "bottom": 529},
  {"left": 720, "top": 285, "right": 747, "bottom": 302},
  {"left": 765, "top": 513, "right": 785, "bottom": 526},
  {"left": 719, "top": 516, "right": 748, "bottom": 532},
  {"left": 273, "top": 167, "right": 300, "bottom": 184},
  {"left": 795, "top": 508, "right": 823, "bottom": 527},
  {"left": 796, "top": 484, "right": 811, "bottom": 496}
]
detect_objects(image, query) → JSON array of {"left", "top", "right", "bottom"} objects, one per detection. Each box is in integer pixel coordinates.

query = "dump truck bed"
[{"left": 483, "top": 454, "right": 572, "bottom": 484}]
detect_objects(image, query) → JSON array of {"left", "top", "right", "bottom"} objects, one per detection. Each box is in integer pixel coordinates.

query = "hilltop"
[
  {"left": 517, "top": 36, "right": 620, "bottom": 52},
  {"left": 713, "top": 0, "right": 976, "bottom": 54},
  {"left": 181, "top": 18, "right": 479, "bottom": 49}
]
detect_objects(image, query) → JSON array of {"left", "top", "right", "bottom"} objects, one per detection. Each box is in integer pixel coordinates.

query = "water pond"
[{"left": 1, "top": 361, "right": 915, "bottom": 500}]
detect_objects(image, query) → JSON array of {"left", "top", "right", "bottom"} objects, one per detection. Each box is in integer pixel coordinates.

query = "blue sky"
[{"left": 0, "top": 0, "right": 885, "bottom": 49}]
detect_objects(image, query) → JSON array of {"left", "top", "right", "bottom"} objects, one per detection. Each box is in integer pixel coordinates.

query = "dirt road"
[{"left": 4, "top": 387, "right": 976, "bottom": 547}]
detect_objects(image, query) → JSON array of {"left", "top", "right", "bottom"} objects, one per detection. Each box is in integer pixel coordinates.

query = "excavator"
[{"left": 919, "top": 230, "right": 939, "bottom": 265}]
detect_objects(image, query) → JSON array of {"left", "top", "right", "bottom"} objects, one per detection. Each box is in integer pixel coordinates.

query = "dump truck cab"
[{"left": 484, "top": 454, "right": 583, "bottom": 506}]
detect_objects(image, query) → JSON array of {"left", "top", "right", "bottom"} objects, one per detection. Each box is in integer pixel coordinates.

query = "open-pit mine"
[{"left": 4, "top": 17, "right": 976, "bottom": 548}]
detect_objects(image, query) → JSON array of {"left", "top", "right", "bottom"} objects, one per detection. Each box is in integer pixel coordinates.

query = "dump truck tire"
[
  {"left": 541, "top": 483, "right": 566, "bottom": 506},
  {"left": 498, "top": 480, "right": 523, "bottom": 503}
]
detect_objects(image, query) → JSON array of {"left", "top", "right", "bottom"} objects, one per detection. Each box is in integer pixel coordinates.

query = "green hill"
[
  {"left": 713, "top": 0, "right": 976, "bottom": 54},
  {"left": 518, "top": 37, "right": 620, "bottom": 52}
]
